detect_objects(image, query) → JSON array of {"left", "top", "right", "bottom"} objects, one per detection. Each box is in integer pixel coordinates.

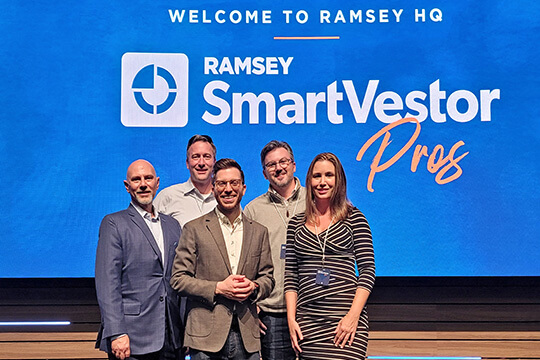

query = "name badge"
[
  {"left": 280, "top": 244, "right": 287, "bottom": 259},
  {"left": 315, "top": 268, "right": 331, "bottom": 286}
]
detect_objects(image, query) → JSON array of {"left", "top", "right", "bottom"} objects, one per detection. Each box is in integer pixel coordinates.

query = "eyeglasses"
[
  {"left": 264, "top": 158, "right": 292, "bottom": 172},
  {"left": 214, "top": 179, "right": 243, "bottom": 191}
]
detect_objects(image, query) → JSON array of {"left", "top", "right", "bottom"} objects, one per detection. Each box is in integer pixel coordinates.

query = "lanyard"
[{"left": 314, "top": 216, "right": 334, "bottom": 268}]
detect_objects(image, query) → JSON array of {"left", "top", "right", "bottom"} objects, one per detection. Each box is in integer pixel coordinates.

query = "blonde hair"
[{"left": 305, "top": 152, "right": 353, "bottom": 225}]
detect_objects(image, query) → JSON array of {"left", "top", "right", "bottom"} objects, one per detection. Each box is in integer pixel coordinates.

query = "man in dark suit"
[
  {"left": 95, "top": 159, "right": 183, "bottom": 360},
  {"left": 170, "top": 158, "right": 274, "bottom": 360}
]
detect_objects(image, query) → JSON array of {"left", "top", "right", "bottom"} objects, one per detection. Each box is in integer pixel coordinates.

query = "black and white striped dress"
[{"left": 284, "top": 208, "right": 375, "bottom": 360}]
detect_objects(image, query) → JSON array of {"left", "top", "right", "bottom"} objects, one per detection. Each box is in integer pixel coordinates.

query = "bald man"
[{"left": 95, "top": 160, "right": 183, "bottom": 360}]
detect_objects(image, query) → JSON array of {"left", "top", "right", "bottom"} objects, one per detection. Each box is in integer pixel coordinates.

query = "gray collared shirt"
[{"left": 154, "top": 178, "right": 217, "bottom": 228}]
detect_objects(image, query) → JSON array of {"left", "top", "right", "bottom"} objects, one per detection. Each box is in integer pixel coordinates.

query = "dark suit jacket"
[
  {"left": 170, "top": 210, "right": 274, "bottom": 353},
  {"left": 95, "top": 204, "right": 183, "bottom": 355}
]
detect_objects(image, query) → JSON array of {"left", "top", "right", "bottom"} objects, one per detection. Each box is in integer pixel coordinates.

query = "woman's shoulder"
[
  {"left": 346, "top": 207, "right": 368, "bottom": 223},
  {"left": 289, "top": 212, "right": 306, "bottom": 226}
]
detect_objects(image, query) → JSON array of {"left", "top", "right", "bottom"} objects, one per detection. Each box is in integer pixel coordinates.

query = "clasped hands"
[{"left": 216, "top": 274, "right": 256, "bottom": 302}]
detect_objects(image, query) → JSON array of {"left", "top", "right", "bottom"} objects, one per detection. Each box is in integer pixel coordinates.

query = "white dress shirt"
[
  {"left": 132, "top": 201, "right": 164, "bottom": 263},
  {"left": 215, "top": 208, "right": 243, "bottom": 275}
]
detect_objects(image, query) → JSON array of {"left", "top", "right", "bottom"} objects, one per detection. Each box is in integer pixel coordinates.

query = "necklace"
[{"left": 271, "top": 191, "right": 300, "bottom": 229}]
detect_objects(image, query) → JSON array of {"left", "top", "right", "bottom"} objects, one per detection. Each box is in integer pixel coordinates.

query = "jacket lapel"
[
  {"left": 237, "top": 216, "right": 253, "bottom": 275},
  {"left": 127, "top": 204, "right": 163, "bottom": 269},
  {"left": 160, "top": 215, "right": 174, "bottom": 271},
  {"left": 205, "top": 211, "right": 233, "bottom": 274}
]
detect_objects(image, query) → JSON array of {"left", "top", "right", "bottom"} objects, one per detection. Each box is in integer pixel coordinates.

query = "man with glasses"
[
  {"left": 244, "top": 140, "right": 306, "bottom": 360},
  {"left": 171, "top": 158, "right": 274, "bottom": 360},
  {"left": 155, "top": 135, "right": 217, "bottom": 228}
]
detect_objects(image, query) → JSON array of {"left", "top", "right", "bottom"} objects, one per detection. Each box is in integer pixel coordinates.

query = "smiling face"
[
  {"left": 186, "top": 140, "right": 216, "bottom": 187},
  {"left": 310, "top": 160, "right": 336, "bottom": 202},
  {"left": 263, "top": 147, "right": 296, "bottom": 191},
  {"left": 124, "top": 160, "right": 159, "bottom": 211},
  {"left": 213, "top": 167, "right": 246, "bottom": 218}
]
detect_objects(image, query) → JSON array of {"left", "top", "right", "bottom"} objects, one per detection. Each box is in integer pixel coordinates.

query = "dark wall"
[{"left": 1, "top": 277, "right": 539, "bottom": 332}]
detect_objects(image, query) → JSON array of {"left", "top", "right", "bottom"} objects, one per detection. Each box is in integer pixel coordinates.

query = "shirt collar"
[
  {"left": 131, "top": 201, "right": 159, "bottom": 221},
  {"left": 268, "top": 177, "right": 301, "bottom": 203},
  {"left": 184, "top": 177, "right": 214, "bottom": 199},
  {"left": 215, "top": 207, "right": 242, "bottom": 227}
]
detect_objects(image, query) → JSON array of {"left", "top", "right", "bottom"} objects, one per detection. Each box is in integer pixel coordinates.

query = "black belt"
[{"left": 259, "top": 310, "right": 287, "bottom": 318}]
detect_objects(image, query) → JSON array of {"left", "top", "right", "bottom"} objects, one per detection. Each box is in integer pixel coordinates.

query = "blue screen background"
[{"left": 1, "top": 0, "right": 539, "bottom": 277}]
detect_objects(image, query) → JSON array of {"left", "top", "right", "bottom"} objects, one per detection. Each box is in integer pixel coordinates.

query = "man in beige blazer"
[{"left": 171, "top": 158, "right": 274, "bottom": 360}]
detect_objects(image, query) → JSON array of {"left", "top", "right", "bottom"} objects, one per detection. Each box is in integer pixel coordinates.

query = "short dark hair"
[
  {"left": 186, "top": 134, "right": 216, "bottom": 158},
  {"left": 260, "top": 140, "right": 294, "bottom": 167},
  {"left": 212, "top": 158, "right": 245, "bottom": 184}
]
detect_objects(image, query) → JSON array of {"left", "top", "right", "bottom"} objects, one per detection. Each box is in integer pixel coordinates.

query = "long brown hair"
[{"left": 305, "top": 152, "right": 353, "bottom": 225}]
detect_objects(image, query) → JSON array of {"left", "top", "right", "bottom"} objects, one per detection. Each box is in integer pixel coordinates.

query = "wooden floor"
[{"left": 1, "top": 331, "right": 539, "bottom": 359}]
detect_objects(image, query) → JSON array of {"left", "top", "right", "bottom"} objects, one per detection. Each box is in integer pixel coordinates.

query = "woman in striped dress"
[{"left": 284, "top": 152, "right": 375, "bottom": 360}]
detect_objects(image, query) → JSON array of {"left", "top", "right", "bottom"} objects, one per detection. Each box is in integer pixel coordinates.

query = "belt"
[{"left": 259, "top": 310, "right": 287, "bottom": 318}]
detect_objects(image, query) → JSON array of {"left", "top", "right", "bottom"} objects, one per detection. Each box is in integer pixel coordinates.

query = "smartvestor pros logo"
[{"left": 121, "top": 53, "right": 188, "bottom": 127}]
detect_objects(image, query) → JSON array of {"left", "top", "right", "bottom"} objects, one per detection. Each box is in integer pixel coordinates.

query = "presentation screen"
[{"left": 1, "top": 0, "right": 538, "bottom": 277}]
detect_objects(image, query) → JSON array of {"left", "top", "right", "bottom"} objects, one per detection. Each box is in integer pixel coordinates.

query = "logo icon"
[{"left": 121, "top": 53, "right": 188, "bottom": 127}]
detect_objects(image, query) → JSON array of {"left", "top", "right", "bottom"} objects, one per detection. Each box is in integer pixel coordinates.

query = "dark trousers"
[
  {"left": 190, "top": 318, "right": 259, "bottom": 360},
  {"left": 259, "top": 311, "right": 296, "bottom": 360}
]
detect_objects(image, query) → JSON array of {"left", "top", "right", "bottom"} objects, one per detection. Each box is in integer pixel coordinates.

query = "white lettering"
[
  {"left": 278, "top": 93, "right": 305, "bottom": 124},
  {"left": 296, "top": 10, "right": 309, "bottom": 24},
  {"left": 234, "top": 57, "right": 251, "bottom": 75},
  {"left": 320, "top": 10, "right": 330, "bottom": 23},
  {"left": 168, "top": 9, "right": 185, "bottom": 23},
  {"left": 447, "top": 90, "right": 478, "bottom": 122},
  {"left": 278, "top": 57, "right": 294, "bottom": 75},
  {"left": 283, "top": 10, "right": 293, "bottom": 23},
  {"left": 344, "top": 80, "right": 378, "bottom": 123},
  {"left": 204, "top": 58, "right": 218, "bottom": 75},
  {"left": 189, "top": 10, "right": 198, "bottom": 23},
  {"left": 262, "top": 10, "right": 272, "bottom": 24},
  {"left": 307, "top": 92, "right": 326, "bottom": 124},
  {"left": 405, "top": 91, "right": 428, "bottom": 122},
  {"left": 202, "top": 81, "right": 230, "bottom": 124},
  {"left": 379, "top": 9, "right": 389, "bottom": 23},
  {"left": 480, "top": 89, "right": 500, "bottom": 121},
  {"left": 327, "top": 81, "right": 343, "bottom": 124},
  {"left": 350, "top": 10, "right": 362, "bottom": 23},
  {"left": 393, "top": 9, "right": 403, "bottom": 22},
  {"left": 334, "top": 10, "right": 346, "bottom": 24},
  {"left": 204, "top": 57, "right": 293, "bottom": 75},
  {"left": 415, "top": 9, "right": 426, "bottom": 22},
  {"left": 218, "top": 58, "right": 234, "bottom": 75},
  {"left": 233, "top": 92, "right": 275, "bottom": 124},
  {"left": 431, "top": 8, "right": 443, "bottom": 22},
  {"left": 216, "top": 10, "right": 226, "bottom": 24},
  {"left": 266, "top": 57, "right": 278, "bottom": 75},
  {"left": 375, "top": 91, "right": 404, "bottom": 123},
  {"left": 252, "top": 57, "right": 265, "bottom": 75},
  {"left": 201, "top": 80, "right": 500, "bottom": 125},
  {"left": 366, "top": 9, "right": 376, "bottom": 23},
  {"left": 430, "top": 79, "right": 446, "bottom": 123}
]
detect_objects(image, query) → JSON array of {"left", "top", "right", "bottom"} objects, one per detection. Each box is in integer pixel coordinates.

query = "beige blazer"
[{"left": 170, "top": 210, "right": 274, "bottom": 353}]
